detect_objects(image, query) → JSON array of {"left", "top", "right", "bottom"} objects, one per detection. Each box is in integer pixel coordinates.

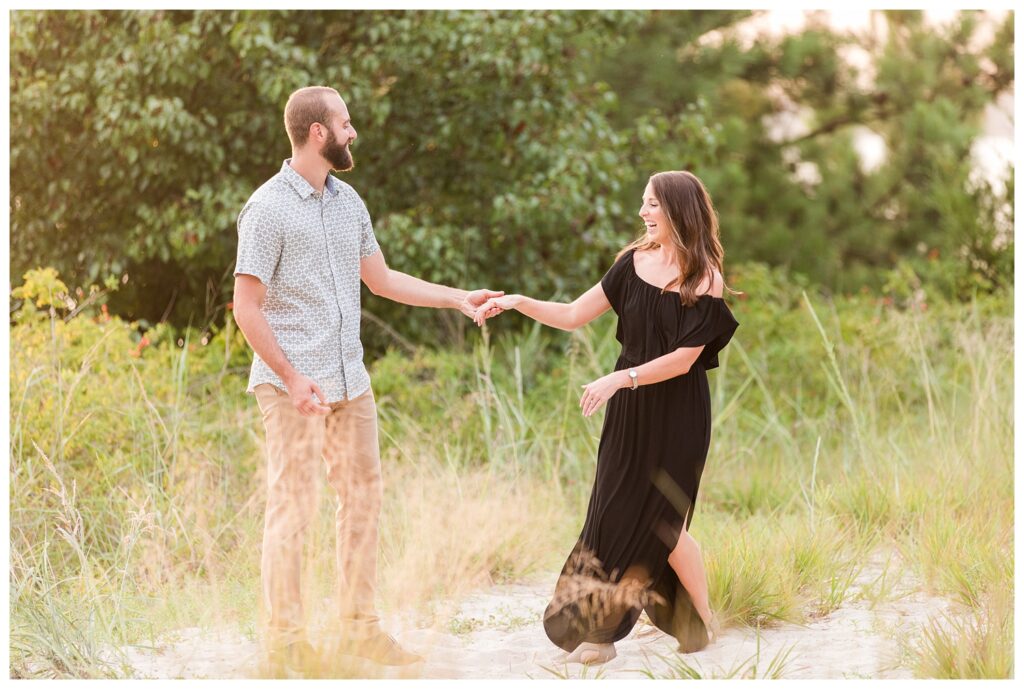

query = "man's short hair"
[{"left": 284, "top": 86, "right": 340, "bottom": 147}]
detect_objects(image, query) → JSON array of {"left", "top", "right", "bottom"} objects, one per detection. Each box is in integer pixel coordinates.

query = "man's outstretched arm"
[{"left": 360, "top": 249, "right": 502, "bottom": 319}]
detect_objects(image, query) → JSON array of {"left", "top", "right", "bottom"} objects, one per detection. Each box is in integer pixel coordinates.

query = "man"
[{"left": 232, "top": 85, "right": 502, "bottom": 672}]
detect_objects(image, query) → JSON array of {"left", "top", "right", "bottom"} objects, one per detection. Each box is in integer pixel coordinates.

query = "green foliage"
[
  {"left": 10, "top": 10, "right": 1013, "bottom": 346},
  {"left": 10, "top": 267, "right": 123, "bottom": 329},
  {"left": 11, "top": 267, "right": 69, "bottom": 309},
  {"left": 10, "top": 9, "right": 641, "bottom": 341},
  {"left": 593, "top": 10, "right": 1013, "bottom": 296}
]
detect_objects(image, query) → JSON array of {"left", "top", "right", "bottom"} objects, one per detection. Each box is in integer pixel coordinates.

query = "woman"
[{"left": 475, "top": 171, "right": 740, "bottom": 664}]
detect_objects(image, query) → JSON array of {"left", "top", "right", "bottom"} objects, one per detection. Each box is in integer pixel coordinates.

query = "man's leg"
[
  {"left": 322, "top": 386, "right": 384, "bottom": 638},
  {"left": 255, "top": 383, "right": 325, "bottom": 649},
  {"left": 321, "top": 387, "right": 421, "bottom": 666}
]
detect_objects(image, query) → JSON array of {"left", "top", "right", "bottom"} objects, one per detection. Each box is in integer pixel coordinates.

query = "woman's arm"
[
  {"left": 474, "top": 281, "right": 611, "bottom": 330},
  {"left": 579, "top": 345, "right": 706, "bottom": 417},
  {"left": 579, "top": 274, "right": 724, "bottom": 416}
]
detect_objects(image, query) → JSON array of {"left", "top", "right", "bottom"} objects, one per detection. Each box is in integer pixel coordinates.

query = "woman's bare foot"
[
  {"left": 703, "top": 611, "right": 721, "bottom": 643},
  {"left": 565, "top": 642, "right": 617, "bottom": 665}
]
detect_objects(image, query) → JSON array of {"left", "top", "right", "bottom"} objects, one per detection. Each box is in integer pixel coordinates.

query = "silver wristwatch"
[{"left": 628, "top": 368, "right": 639, "bottom": 390}]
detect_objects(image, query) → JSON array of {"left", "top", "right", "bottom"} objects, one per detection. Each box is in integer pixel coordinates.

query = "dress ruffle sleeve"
[
  {"left": 600, "top": 252, "right": 631, "bottom": 315},
  {"left": 671, "top": 298, "right": 740, "bottom": 370}
]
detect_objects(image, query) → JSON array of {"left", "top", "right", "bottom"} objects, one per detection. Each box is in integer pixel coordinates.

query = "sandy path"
[{"left": 108, "top": 548, "right": 962, "bottom": 679}]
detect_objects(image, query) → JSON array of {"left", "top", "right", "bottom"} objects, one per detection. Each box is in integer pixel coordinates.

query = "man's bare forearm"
[
  {"left": 375, "top": 269, "right": 467, "bottom": 309},
  {"left": 233, "top": 304, "right": 299, "bottom": 384}
]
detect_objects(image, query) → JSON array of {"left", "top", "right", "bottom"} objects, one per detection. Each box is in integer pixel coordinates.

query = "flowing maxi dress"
[{"left": 543, "top": 248, "right": 740, "bottom": 654}]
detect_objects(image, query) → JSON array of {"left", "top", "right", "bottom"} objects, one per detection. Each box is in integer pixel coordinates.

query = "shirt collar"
[{"left": 281, "top": 158, "right": 341, "bottom": 199}]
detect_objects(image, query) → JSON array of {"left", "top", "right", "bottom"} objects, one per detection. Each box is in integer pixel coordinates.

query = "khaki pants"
[{"left": 254, "top": 383, "right": 383, "bottom": 646}]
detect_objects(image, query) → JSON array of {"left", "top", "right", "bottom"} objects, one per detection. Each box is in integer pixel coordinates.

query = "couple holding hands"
[{"left": 232, "top": 86, "right": 739, "bottom": 672}]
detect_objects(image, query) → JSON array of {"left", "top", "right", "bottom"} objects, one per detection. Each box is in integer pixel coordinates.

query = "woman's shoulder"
[{"left": 695, "top": 268, "right": 725, "bottom": 298}]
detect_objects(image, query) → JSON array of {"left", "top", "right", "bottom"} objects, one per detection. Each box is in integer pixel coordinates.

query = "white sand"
[{"left": 105, "top": 548, "right": 965, "bottom": 679}]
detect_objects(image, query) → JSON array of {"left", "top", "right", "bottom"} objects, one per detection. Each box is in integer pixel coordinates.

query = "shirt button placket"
[{"left": 317, "top": 192, "right": 348, "bottom": 398}]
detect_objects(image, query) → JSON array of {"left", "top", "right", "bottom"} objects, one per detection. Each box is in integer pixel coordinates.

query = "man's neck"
[{"left": 288, "top": 152, "right": 330, "bottom": 193}]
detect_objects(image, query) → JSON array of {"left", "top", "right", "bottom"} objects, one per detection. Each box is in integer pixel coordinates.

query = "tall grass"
[{"left": 8, "top": 266, "right": 1012, "bottom": 678}]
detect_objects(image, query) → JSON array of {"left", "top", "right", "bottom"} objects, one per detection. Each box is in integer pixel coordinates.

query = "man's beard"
[{"left": 322, "top": 129, "right": 354, "bottom": 172}]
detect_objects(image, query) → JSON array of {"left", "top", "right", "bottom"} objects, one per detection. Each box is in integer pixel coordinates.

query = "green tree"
[
  {"left": 593, "top": 10, "right": 1014, "bottom": 296},
  {"left": 11, "top": 10, "right": 1012, "bottom": 346},
  {"left": 10, "top": 10, "right": 647, "bottom": 345}
]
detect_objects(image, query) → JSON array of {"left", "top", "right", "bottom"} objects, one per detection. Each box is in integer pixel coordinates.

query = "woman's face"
[{"left": 638, "top": 181, "right": 670, "bottom": 244}]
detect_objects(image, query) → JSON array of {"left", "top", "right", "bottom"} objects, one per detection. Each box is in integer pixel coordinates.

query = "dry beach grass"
[{"left": 8, "top": 267, "right": 1013, "bottom": 679}]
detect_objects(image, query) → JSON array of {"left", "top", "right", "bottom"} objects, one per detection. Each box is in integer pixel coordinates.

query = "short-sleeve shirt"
[{"left": 234, "top": 159, "right": 380, "bottom": 403}]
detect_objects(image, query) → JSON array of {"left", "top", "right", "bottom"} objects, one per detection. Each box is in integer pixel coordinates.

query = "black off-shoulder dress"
[{"left": 543, "top": 248, "right": 740, "bottom": 654}]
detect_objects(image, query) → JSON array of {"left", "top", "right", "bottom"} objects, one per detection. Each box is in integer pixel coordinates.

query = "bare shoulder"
[{"left": 697, "top": 268, "right": 725, "bottom": 298}]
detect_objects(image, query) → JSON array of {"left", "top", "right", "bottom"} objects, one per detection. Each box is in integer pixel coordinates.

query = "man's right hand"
[
  {"left": 284, "top": 372, "right": 332, "bottom": 416},
  {"left": 473, "top": 294, "right": 522, "bottom": 327}
]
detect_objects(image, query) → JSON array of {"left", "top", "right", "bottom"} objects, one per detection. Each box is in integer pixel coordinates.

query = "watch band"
[{"left": 629, "top": 368, "right": 639, "bottom": 390}]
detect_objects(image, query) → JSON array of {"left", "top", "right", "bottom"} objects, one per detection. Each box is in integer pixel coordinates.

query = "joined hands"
[
  {"left": 472, "top": 294, "right": 521, "bottom": 327},
  {"left": 460, "top": 289, "right": 508, "bottom": 323}
]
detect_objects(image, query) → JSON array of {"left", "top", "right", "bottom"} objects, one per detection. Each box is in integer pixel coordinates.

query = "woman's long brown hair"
[{"left": 616, "top": 171, "right": 740, "bottom": 306}]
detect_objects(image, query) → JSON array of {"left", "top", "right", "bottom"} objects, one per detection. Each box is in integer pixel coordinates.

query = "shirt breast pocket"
[{"left": 326, "top": 212, "right": 361, "bottom": 263}]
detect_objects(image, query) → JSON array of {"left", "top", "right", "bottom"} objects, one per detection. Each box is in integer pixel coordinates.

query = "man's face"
[{"left": 319, "top": 96, "right": 357, "bottom": 172}]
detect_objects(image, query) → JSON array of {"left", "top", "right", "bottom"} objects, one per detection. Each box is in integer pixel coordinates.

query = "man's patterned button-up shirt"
[{"left": 234, "top": 159, "right": 380, "bottom": 403}]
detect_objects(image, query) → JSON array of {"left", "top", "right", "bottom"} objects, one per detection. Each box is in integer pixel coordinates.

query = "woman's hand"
[
  {"left": 473, "top": 294, "right": 523, "bottom": 326},
  {"left": 580, "top": 370, "right": 631, "bottom": 417},
  {"left": 460, "top": 288, "right": 505, "bottom": 321}
]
